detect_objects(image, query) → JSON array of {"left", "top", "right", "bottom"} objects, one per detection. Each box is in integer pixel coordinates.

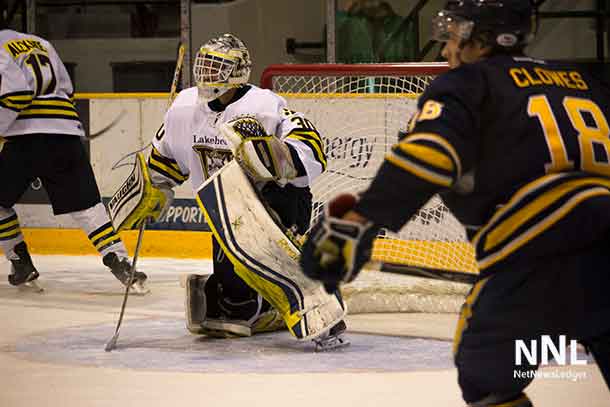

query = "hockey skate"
[
  {"left": 185, "top": 273, "right": 285, "bottom": 337},
  {"left": 312, "top": 320, "right": 350, "bottom": 352},
  {"left": 7, "top": 242, "right": 43, "bottom": 292},
  {"left": 102, "top": 252, "right": 150, "bottom": 295}
]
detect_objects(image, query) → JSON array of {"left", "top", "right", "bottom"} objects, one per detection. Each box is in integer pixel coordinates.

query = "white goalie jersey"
[
  {"left": 0, "top": 30, "right": 84, "bottom": 138},
  {"left": 149, "top": 85, "right": 326, "bottom": 191}
]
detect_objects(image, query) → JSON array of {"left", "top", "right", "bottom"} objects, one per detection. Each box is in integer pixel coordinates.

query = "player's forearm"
[
  {"left": 283, "top": 141, "right": 325, "bottom": 187},
  {"left": 147, "top": 146, "right": 188, "bottom": 187},
  {"left": 352, "top": 161, "right": 440, "bottom": 231},
  {"left": 283, "top": 133, "right": 327, "bottom": 182}
]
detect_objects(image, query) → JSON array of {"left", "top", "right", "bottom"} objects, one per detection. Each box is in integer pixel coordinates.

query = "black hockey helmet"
[{"left": 432, "top": 0, "right": 535, "bottom": 50}]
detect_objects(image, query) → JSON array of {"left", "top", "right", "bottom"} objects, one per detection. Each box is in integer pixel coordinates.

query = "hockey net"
[{"left": 261, "top": 63, "right": 477, "bottom": 313}]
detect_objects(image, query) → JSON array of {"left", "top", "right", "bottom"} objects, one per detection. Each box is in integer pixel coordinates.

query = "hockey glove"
[
  {"left": 107, "top": 152, "right": 174, "bottom": 231},
  {"left": 300, "top": 194, "right": 378, "bottom": 293},
  {"left": 148, "top": 185, "right": 174, "bottom": 223},
  {"left": 220, "top": 115, "right": 297, "bottom": 184}
]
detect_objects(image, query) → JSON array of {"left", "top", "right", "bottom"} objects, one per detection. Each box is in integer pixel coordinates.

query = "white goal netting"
[{"left": 261, "top": 63, "right": 477, "bottom": 313}]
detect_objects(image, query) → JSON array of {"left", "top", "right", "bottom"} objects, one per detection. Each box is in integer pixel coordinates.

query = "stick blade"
[{"left": 105, "top": 334, "right": 119, "bottom": 352}]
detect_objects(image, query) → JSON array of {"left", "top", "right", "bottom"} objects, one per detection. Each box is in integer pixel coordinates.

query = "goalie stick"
[
  {"left": 104, "top": 43, "right": 185, "bottom": 352},
  {"left": 107, "top": 43, "right": 186, "bottom": 170},
  {"left": 104, "top": 220, "right": 147, "bottom": 352},
  {"left": 168, "top": 43, "right": 185, "bottom": 108}
]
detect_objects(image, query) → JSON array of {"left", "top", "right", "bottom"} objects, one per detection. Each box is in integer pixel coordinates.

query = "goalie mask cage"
[{"left": 261, "top": 63, "right": 478, "bottom": 312}]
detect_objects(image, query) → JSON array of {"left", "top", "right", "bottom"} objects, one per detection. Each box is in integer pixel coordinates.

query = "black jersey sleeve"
[{"left": 354, "top": 64, "right": 487, "bottom": 231}]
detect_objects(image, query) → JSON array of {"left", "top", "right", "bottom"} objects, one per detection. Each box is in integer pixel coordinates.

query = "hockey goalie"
[{"left": 109, "top": 33, "right": 347, "bottom": 350}]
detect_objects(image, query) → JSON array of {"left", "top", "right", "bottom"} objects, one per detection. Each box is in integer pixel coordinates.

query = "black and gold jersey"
[
  {"left": 355, "top": 54, "right": 610, "bottom": 276},
  {"left": 0, "top": 29, "right": 83, "bottom": 138}
]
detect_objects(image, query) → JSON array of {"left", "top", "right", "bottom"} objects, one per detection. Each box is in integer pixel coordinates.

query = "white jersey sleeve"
[
  {"left": 0, "top": 48, "right": 28, "bottom": 135},
  {"left": 147, "top": 87, "right": 200, "bottom": 187},
  {"left": 0, "top": 30, "right": 83, "bottom": 137},
  {"left": 149, "top": 107, "right": 190, "bottom": 188},
  {"left": 276, "top": 102, "right": 327, "bottom": 188},
  {"left": 221, "top": 87, "right": 327, "bottom": 188}
]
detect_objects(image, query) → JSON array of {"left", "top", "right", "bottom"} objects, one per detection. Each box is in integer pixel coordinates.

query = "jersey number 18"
[{"left": 528, "top": 95, "right": 610, "bottom": 176}]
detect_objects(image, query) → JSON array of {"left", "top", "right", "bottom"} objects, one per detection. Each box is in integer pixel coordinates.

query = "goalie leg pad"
[{"left": 196, "top": 161, "right": 347, "bottom": 341}]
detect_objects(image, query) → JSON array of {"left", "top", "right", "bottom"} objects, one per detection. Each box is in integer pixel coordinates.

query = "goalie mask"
[
  {"left": 432, "top": 0, "right": 535, "bottom": 50},
  {"left": 193, "top": 33, "right": 252, "bottom": 102}
]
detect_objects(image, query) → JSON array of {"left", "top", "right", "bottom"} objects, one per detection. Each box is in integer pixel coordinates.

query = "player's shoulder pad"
[
  {"left": 245, "top": 85, "right": 287, "bottom": 106},
  {"left": 235, "top": 85, "right": 286, "bottom": 117},
  {"left": 248, "top": 85, "right": 286, "bottom": 103},
  {"left": 171, "top": 86, "right": 199, "bottom": 108},
  {"left": 19, "top": 31, "right": 55, "bottom": 55},
  {"left": 31, "top": 33, "right": 54, "bottom": 51},
  {"left": 420, "top": 62, "right": 487, "bottom": 109},
  {"left": 163, "top": 98, "right": 198, "bottom": 141}
]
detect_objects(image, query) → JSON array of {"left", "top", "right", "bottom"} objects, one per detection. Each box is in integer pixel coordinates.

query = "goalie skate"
[
  {"left": 185, "top": 273, "right": 285, "bottom": 337},
  {"left": 313, "top": 320, "right": 350, "bottom": 352}
]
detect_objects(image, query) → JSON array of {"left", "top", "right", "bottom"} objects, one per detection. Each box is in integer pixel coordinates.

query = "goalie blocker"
[
  {"left": 107, "top": 152, "right": 173, "bottom": 231},
  {"left": 196, "top": 160, "right": 346, "bottom": 340}
]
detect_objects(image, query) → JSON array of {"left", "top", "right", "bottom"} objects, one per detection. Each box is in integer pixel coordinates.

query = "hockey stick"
[
  {"left": 168, "top": 43, "right": 185, "bottom": 108},
  {"left": 108, "top": 43, "right": 185, "bottom": 171},
  {"left": 105, "top": 219, "right": 147, "bottom": 352},
  {"left": 255, "top": 187, "right": 478, "bottom": 286},
  {"left": 104, "top": 44, "right": 185, "bottom": 352},
  {"left": 88, "top": 110, "right": 127, "bottom": 140},
  {"left": 376, "top": 262, "right": 478, "bottom": 285}
]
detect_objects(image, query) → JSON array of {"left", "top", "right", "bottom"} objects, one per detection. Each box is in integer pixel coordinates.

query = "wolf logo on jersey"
[{"left": 192, "top": 145, "right": 233, "bottom": 179}]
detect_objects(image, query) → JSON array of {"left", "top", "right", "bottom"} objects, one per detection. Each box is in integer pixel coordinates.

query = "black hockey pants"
[{"left": 454, "top": 234, "right": 610, "bottom": 403}]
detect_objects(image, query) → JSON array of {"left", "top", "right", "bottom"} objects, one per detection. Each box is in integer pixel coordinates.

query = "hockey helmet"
[
  {"left": 432, "top": 0, "right": 535, "bottom": 50},
  {"left": 193, "top": 33, "right": 252, "bottom": 102}
]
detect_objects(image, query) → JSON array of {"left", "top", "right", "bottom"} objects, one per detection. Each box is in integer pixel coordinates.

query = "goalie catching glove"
[
  {"left": 220, "top": 115, "right": 297, "bottom": 184},
  {"left": 107, "top": 152, "right": 174, "bottom": 231},
  {"left": 300, "top": 194, "right": 378, "bottom": 293}
]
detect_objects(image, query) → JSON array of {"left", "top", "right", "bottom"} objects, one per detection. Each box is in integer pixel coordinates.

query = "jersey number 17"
[{"left": 25, "top": 53, "right": 57, "bottom": 96}]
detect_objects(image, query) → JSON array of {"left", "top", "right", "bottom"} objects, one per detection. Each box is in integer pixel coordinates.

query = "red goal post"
[
  {"left": 260, "top": 63, "right": 478, "bottom": 283},
  {"left": 261, "top": 63, "right": 449, "bottom": 91}
]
